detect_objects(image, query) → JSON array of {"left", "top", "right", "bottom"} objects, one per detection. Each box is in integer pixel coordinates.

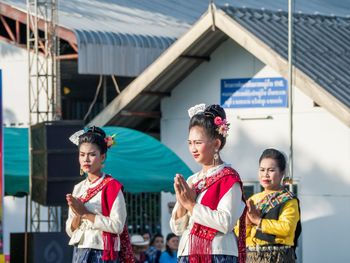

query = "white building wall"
[
  {"left": 0, "top": 41, "right": 29, "bottom": 126},
  {"left": 1, "top": 41, "right": 29, "bottom": 256},
  {"left": 160, "top": 192, "right": 176, "bottom": 238},
  {"left": 3, "top": 196, "right": 27, "bottom": 254},
  {"left": 160, "top": 39, "right": 350, "bottom": 262}
]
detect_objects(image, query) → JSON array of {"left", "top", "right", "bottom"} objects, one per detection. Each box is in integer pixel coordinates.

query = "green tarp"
[{"left": 4, "top": 127, "right": 192, "bottom": 196}]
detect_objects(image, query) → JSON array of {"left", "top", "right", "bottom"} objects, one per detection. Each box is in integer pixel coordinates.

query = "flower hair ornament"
[
  {"left": 104, "top": 134, "right": 116, "bottom": 148},
  {"left": 214, "top": 116, "right": 230, "bottom": 137},
  {"left": 69, "top": 129, "right": 117, "bottom": 148},
  {"left": 188, "top": 103, "right": 206, "bottom": 118}
]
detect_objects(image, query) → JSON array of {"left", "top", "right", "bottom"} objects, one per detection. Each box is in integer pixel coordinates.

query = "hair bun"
[
  {"left": 87, "top": 126, "right": 106, "bottom": 138},
  {"left": 204, "top": 104, "right": 226, "bottom": 119}
]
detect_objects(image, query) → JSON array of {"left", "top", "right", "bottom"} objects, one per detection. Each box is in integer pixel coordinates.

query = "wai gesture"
[{"left": 174, "top": 174, "right": 197, "bottom": 214}]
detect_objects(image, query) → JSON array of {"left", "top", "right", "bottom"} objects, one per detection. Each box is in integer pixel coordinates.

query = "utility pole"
[{"left": 288, "top": 0, "right": 294, "bottom": 186}]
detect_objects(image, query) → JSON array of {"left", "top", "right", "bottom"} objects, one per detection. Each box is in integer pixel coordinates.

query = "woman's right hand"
[
  {"left": 66, "top": 194, "right": 88, "bottom": 216},
  {"left": 246, "top": 199, "right": 261, "bottom": 226},
  {"left": 174, "top": 174, "right": 196, "bottom": 213},
  {"left": 174, "top": 174, "right": 188, "bottom": 218},
  {"left": 70, "top": 215, "right": 82, "bottom": 231}
]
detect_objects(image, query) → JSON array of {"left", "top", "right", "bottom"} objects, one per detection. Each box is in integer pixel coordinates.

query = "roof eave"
[
  {"left": 88, "top": 11, "right": 215, "bottom": 127},
  {"left": 89, "top": 8, "right": 350, "bottom": 128}
]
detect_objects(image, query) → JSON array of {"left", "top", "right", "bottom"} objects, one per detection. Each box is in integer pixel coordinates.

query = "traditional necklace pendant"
[{"left": 198, "top": 180, "right": 205, "bottom": 190}]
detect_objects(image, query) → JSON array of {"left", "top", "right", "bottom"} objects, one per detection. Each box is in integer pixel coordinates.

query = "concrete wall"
[
  {"left": 160, "top": 192, "right": 176, "bottom": 238},
  {"left": 160, "top": 39, "right": 350, "bottom": 262},
  {"left": 0, "top": 41, "right": 29, "bottom": 126},
  {"left": 1, "top": 41, "right": 29, "bottom": 256}
]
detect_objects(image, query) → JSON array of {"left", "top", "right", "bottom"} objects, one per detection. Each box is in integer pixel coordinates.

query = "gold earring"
[
  {"left": 213, "top": 150, "right": 219, "bottom": 166},
  {"left": 80, "top": 168, "right": 84, "bottom": 176}
]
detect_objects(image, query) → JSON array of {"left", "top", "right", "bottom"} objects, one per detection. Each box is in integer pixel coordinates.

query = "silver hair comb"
[
  {"left": 188, "top": 103, "right": 206, "bottom": 118},
  {"left": 69, "top": 130, "right": 85, "bottom": 145}
]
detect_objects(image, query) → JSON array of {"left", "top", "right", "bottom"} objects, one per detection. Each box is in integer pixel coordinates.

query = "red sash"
[
  {"left": 189, "top": 167, "right": 246, "bottom": 263},
  {"left": 79, "top": 175, "right": 134, "bottom": 262},
  {"left": 78, "top": 176, "right": 114, "bottom": 203}
]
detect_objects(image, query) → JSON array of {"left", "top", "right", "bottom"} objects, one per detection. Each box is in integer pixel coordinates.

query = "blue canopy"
[{"left": 4, "top": 127, "right": 192, "bottom": 196}]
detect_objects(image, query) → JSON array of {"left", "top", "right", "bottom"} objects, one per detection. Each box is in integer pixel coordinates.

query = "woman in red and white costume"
[
  {"left": 66, "top": 126, "right": 133, "bottom": 263},
  {"left": 170, "top": 104, "right": 246, "bottom": 263}
]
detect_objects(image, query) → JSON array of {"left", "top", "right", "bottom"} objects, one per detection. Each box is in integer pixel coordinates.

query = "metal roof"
[
  {"left": 1, "top": 0, "right": 194, "bottom": 76},
  {"left": 1, "top": 0, "right": 350, "bottom": 76},
  {"left": 89, "top": 5, "right": 350, "bottom": 129},
  {"left": 223, "top": 6, "right": 350, "bottom": 110},
  {"left": 221, "top": 0, "right": 350, "bottom": 17}
]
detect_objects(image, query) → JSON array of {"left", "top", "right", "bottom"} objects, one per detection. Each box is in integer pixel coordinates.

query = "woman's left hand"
[
  {"left": 246, "top": 199, "right": 261, "bottom": 226},
  {"left": 66, "top": 194, "right": 89, "bottom": 216},
  {"left": 175, "top": 174, "right": 196, "bottom": 213}
]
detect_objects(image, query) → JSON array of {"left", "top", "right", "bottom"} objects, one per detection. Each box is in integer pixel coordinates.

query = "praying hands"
[
  {"left": 66, "top": 194, "right": 89, "bottom": 216},
  {"left": 174, "top": 174, "right": 197, "bottom": 214},
  {"left": 246, "top": 199, "right": 262, "bottom": 226}
]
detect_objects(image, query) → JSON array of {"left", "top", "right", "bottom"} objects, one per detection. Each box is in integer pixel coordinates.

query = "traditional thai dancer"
[
  {"left": 66, "top": 126, "right": 133, "bottom": 263},
  {"left": 170, "top": 104, "right": 246, "bottom": 263}
]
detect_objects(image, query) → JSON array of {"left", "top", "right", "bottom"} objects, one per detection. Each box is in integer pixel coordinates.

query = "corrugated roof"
[
  {"left": 89, "top": 5, "right": 350, "bottom": 129},
  {"left": 1, "top": 0, "right": 195, "bottom": 76},
  {"left": 223, "top": 6, "right": 350, "bottom": 109},
  {"left": 2, "top": 0, "right": 350, "bottom": 76}
]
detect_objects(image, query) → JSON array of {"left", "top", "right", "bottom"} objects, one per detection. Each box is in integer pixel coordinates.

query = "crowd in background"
[{"left": 131, "top": 232, "right": 179, "bottom": 263}]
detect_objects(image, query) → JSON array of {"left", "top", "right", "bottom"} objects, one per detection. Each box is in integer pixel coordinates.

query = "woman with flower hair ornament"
[
  {"left": 170, "top": 104, "right": 247, "bottom": 263},
  {"left": 66, "top": 126, "right": 134, "bottom": 263}
]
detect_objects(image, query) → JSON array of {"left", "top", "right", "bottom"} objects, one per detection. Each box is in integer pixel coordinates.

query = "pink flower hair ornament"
[
  {"left": 214, "top": 116, "right": 230, "bottom": 137},
  {"left": 104, "top": 134, "right": 117, "bottom": 148}
]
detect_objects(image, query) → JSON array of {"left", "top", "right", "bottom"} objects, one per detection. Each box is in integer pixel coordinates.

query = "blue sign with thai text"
[{"left": 221, "top": 77, "right": 288, "bottom": 108}]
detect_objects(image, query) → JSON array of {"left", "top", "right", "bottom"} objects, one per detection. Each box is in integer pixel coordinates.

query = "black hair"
[
  {"left": 150, "top": 233, "right": 164, "bottom": 247},
  {"left": 189, "top": 104, "right": 227, "bottom": 150},
  {"left": 165, "top": 233, "right": 177, "bottom": 257},
  {"left": 78, "top": 126, "right": 108, "bottom": 154},
  {"left": 259, "top": 148, "right": 287, "bottom": 172},
  {"left": 142, "top": 231, "right": 151, "bottom": 236}
]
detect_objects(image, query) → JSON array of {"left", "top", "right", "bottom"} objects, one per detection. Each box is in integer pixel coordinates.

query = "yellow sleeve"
[
  {"left": 234, "top": 220, "right": 253, "bottom": 238},
  {"left": 234, "top": 221, "right": 239, "bottom": 236},
  {"left": 260, "top": 198, "right": 300, "bottom": 237}
]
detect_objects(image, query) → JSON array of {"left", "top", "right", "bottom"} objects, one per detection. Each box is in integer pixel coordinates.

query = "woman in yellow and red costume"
[
  {"left": 170, "top": 104, "right": 247, "bottom": 263},
  {"left": 236, "top": 148, "right": 301, "bottom": 263},
  {"left": 66, "top": 126, "right": 134, "bottom": 263}
]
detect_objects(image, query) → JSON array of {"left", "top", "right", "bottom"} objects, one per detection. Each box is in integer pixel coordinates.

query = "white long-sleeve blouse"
[
  {"left": 170, "top": 164, "right": 245, "bottom": 257},
  {"left": 65, "top": 174, "right": 126, "bottom": 250}
]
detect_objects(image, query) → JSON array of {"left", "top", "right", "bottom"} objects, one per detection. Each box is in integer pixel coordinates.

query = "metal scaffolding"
[{"left": 26, "top": 0, "right": 61, "bottom": 232}]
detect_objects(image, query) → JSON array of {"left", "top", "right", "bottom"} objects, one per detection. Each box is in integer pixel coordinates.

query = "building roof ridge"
[{"left": 220, "top": 5, "right": 350, "bottom": 22}]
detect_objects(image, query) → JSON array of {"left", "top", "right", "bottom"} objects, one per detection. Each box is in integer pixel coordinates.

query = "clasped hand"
[
  {"left": 66, "top": 194, "right": 88, "bottom": 216},
  {"left": 174, "top": 174, "right": 196, "bottom": 213},
  {"left": 246, "top": 199, "right": 261, "bottom": 226}
]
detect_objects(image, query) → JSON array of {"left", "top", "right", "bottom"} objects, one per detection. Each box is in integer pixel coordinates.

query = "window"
[{"left": 124, "top": 192, "right": 161, "bottom": 235}]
